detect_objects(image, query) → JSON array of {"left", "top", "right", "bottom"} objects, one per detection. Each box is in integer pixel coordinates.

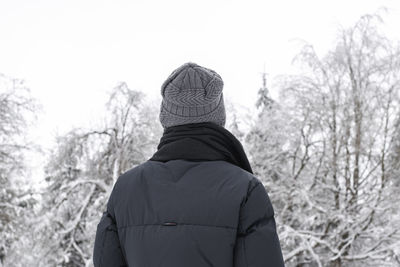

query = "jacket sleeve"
[
  {"left": 233, "top": 180, "right": 285, "bottom": 267},
  {"left": 93, "top": 181, "right": 127, "bottom": 267}
]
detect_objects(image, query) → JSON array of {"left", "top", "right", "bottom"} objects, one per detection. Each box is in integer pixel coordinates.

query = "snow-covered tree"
[
  {"left": 30, "top": 83, "right": 161, "bottom": 266},
  {"left": 0, "top": 74, "right": 39, "bottom": 266},
  {"left": 268, "top": 13, "right": 400, "bottom": 266}
]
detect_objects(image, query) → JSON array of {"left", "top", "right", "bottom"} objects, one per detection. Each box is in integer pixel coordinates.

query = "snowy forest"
[{"left": 1, "top": 13, "right": 400, "bottom": 267}]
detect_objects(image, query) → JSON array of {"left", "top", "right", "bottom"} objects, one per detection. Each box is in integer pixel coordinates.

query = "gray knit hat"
[{"left": 159, "top": 62, "right": 226, "bottom": 129}]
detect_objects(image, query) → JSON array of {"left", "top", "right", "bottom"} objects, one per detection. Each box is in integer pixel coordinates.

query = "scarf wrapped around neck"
[{"left": 149, "top": 122, "right": 253, "bottom": 174}]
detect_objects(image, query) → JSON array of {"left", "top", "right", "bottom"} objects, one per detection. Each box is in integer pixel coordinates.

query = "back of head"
[{"left": 159, "top": 62, "right": 226, "bottom": 129}]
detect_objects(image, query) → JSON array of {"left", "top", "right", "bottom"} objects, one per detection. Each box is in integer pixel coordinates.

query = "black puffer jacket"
[{"left": 93, "top": 123, "right": 284, "bottom": 267}]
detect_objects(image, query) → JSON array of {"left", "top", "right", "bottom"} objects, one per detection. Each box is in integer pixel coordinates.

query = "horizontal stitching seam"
[{"left": 118, "top": 222, "right": 237, "bottom": 230}]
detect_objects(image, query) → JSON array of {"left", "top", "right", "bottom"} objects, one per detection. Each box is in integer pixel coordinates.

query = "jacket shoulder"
[
  {"left": 116, "top": 161, "right": 150, "bottom": 185},
  {"left": 215, "top": 160, "right": 263, "bottom": 192}
]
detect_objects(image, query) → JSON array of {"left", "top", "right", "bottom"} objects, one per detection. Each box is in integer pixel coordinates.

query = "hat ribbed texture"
[{"left": 159, "top": 62, "right": 226, "bottom": 128}]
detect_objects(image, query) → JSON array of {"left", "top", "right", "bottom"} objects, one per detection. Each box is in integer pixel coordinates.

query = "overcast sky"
[{"left": 1, "top": 0, "right": 400, "bottom": 180}]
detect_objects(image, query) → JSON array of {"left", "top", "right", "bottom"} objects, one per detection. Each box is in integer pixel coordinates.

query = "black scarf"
[{"left": 149, "top": 122, "right": 253, "bottom": 174}]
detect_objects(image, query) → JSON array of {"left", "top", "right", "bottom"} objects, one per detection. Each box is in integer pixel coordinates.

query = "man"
[{"left": 93, "top": 62, "right": 285, "bottom": 266}]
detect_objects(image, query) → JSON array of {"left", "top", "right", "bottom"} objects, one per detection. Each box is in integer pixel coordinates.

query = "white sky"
[{"left": 1, "top": 0, "right": 400, "bottom": 180}]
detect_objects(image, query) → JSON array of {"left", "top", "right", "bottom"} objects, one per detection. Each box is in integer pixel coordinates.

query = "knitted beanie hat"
[{"left": 159, "top": 62, "right": 226, "bottom": 129}]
